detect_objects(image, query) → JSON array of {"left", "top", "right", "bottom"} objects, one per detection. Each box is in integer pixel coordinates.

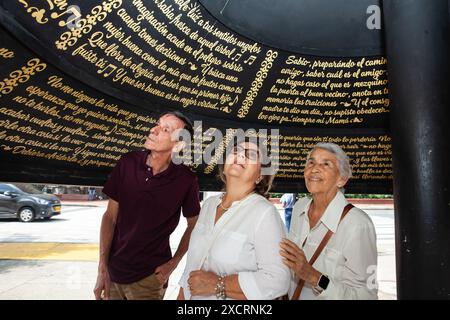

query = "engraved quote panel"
[
  {"left": 0, "top": 0, "right": 392, "bottom": 193},
  {"left": 1, "top": 0, "right": 389, "bottom": 128}
]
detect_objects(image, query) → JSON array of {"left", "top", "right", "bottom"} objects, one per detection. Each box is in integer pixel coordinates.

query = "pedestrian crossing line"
[{"left": 0, "top": 243, "right": 99, "bottom": 262}]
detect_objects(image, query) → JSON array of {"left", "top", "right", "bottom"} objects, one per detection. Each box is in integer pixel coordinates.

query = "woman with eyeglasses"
[{"left": 177, "top": 139, "right": 290, "bottom": 300}]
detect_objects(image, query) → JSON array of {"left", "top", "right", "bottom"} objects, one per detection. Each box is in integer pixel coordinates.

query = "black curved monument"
[{"left": 0, "top": 0, "right": 448, "bottom": 299}]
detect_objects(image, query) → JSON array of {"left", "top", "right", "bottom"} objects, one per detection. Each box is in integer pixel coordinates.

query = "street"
[{"left": 0, "top": 201, "right": 396, "bottom": 300}]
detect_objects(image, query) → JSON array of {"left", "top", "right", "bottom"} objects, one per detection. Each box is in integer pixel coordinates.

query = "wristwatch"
[{"left": 313, "top": 274, "right": 330, "bottom": 295}]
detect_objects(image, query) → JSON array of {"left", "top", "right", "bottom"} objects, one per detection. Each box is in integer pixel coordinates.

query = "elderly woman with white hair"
[{"left": 279, "top": 143, "right": 378, "bottom": 300}]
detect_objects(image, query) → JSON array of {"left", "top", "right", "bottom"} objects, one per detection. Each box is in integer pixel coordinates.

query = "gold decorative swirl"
[
  {"left": 0, "top": 58, "right": 47, "bottom": 97},
  {"left": 237, "top": 50, "right": 278, "bottom": 119},
  {"left": 27, "top": 7, "right": 48, "bottom": 24},
  {"left": 17, "top": 0, "right": 48, "bottom": 24},
  {"left": 55, "top": 0, "right": 122, "bottom": 50},
  {"left": 18, "top": 0, "right": 29, "bottom": 7}
]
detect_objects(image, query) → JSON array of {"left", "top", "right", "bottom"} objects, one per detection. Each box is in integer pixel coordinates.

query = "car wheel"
[{"left": 18, "top": 207, "right": 35, "bottom": 222}]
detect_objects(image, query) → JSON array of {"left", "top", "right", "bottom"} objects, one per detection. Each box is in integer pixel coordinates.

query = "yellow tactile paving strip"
[{"left": 0, "top": 243, "right": 99, "bottom": 261}]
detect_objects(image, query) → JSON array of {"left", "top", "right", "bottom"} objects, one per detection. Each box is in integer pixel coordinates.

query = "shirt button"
[{"left": 145, "top": 178, "right": 149, "bottom": 181}]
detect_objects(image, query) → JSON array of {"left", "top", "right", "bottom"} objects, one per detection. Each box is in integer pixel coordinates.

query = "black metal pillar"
[{"left": 383, "top": 0, "right": 450, "bottom": 299}]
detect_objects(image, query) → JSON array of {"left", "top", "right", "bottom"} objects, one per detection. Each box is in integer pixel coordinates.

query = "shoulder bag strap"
[{"left": 291, "top": 203, "right": 354, "bottom": 300}]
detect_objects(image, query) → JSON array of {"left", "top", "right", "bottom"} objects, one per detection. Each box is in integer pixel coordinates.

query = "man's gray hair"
[{"left": 306, "top": 142, "right": 353, "bottom": 179}]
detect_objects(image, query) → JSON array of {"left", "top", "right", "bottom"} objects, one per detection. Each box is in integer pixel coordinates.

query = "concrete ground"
[{"left": 0, "top": 200, "right": 396, "bottom": 300}]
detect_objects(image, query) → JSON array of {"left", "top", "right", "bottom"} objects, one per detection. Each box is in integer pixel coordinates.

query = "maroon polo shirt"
[{"left": 102, "top": 150, "right": 200, "bottom": 284}]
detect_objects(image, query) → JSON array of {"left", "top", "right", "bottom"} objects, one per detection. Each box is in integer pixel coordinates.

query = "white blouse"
[
  {"left": 179, "top": 193, "right": 290, "bottom": 300},
  {"left": 287, "top": 191, "right": 378, "bottom": 300}
]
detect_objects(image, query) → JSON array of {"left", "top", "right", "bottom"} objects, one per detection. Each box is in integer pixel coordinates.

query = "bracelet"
[{"left": 215, "top": 276, "right": 226, "bottom": 300}]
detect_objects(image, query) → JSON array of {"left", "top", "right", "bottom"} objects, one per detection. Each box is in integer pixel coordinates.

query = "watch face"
[{"left": 319, "top": 275, "right": 330, "bottom": 290}]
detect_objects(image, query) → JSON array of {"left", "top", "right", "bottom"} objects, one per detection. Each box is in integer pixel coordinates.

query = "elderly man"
[{"left": 94, "top": 111, "right": 200, "bottom": 300}]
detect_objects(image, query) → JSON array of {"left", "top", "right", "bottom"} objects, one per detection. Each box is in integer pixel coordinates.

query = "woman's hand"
[
  {"left": 188, "top": 270, "right": 219, "bottom": 296},
  {"left": 280, "top": 239, "right": 321, "bottom": 286}
]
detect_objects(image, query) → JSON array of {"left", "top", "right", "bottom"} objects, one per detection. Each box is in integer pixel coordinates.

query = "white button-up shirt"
[
  {"left": 180, "top": 193, "right": 290, "bottom": 300},
  {"left": 287, "top": 191, "right": 378, "bottom": 300}
]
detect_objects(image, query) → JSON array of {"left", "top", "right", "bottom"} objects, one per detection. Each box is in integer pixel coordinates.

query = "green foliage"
[
  {"left": 345, "top": 194, "right": 393, "bottom": 199},
  {"left": 270, "top": 192, "right": 393, "bottom": 199}
]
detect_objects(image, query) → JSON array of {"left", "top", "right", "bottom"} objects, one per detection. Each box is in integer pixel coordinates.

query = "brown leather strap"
[{"left": 291, "top": 203, "right": 354, "bottom": 300}]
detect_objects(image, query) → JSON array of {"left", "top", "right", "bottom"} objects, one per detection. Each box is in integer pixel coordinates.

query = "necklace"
[
  {"left": 219, "top": 201, "right": 230, "bottom": 212},
  {"left": 218, "top": 190, "right": 255, "bottom": 213},
  {"left": 218, "top": 193, "right": 231, "bottom": 212}
]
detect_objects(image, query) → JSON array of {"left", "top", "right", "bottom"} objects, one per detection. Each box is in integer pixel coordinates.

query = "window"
[
  {"left": 0, "top": 184, "right": 23, "bottom": 194},
  {"left": 0, "top": 184, "right": 13, "bottom": 194}
]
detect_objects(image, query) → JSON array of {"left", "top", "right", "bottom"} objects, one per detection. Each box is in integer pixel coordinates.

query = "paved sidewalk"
[
  {"left": 0, "top": 200, "right": 397, "bottom": 300},
  {"left": 61, "top": 200, "right": 109, "bottom": 207},
  {"left": 0, "top": 243, "right": 98, "bottom": 261}
]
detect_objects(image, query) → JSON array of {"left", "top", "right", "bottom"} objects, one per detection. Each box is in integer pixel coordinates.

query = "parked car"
[{"left": 0, "top": 183, "right": 61, "bottom": 222}]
